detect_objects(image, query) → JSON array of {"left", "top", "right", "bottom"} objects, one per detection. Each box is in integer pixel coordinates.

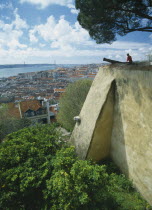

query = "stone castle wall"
[{"left": 70, "top": 65, "right": 152, "bottom": 205}]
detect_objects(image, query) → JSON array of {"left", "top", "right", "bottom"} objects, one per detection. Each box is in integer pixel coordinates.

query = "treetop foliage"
[
  {"left": 57, "top": 79, "right": 92, "bottom": 131},
  {"left": 75, "top": 0, "right": 152, "bottom": 43}
]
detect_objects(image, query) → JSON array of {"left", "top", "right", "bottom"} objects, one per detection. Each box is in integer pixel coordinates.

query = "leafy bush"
[
  {"left": 0, "top": 125, "right": 150, "bottom": 209},
  {"left": 46, "top": 152, "right": 114, "bottom": 210},
  {"left": 45, "top": 148, "right": 150, "bottom": 210},
  {"left": 57, "top": 79, "right": 92, "bottom": 131},
  {"left": 0, "top": 124, "right": 64, "bottom": 209}
]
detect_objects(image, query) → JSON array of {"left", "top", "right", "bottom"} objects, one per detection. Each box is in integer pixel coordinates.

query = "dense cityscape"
[
  {"left": 0, "top": 64, "right": 103, "bottom": 123},
  {"left": 0, "top": 64, "right": 102, "bottom": 103}
]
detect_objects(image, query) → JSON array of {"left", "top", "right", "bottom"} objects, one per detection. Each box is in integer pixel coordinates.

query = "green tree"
[
  {"left": 75, "top": 0, "right": 152, "bottom": 44},
  {"left": 57, "top": 79, "right": 92, "bottom": 131},
  {"left": 0, "top": 124, "right": 65, "bottom": 209},
  {"left": 0, "top": 125, "right": 150, "bottom": 209},
  {"left": 0, "top": 104, "right": 30, "bottom": 142}
]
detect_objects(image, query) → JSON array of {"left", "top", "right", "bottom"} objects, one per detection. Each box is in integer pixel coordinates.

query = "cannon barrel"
[{"left": 103, "top": 57, "right": 127, "bottom": 64}]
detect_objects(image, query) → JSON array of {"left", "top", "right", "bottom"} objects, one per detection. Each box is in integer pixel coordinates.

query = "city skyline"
[{"left": 0, "top": 0, "right": 152, "bottom": 64}]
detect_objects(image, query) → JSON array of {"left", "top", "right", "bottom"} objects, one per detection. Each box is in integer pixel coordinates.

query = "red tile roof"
[
  {"left": 54, "top": 88, "right": 65, "bottom": 93},
  {"left": 8, "top": 103, "right": 20, "bottom": 118},
  {"left": 20, "top": 100, "right": 42, "bottom": 112}
]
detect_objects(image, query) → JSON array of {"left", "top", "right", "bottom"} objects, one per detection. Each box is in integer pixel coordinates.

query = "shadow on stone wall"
[
  {"left": 86, "top": 81, "right": 115, "bottom": 161},
  {"left": 110, "top": 82, "right": 129, "bottom": 176}
]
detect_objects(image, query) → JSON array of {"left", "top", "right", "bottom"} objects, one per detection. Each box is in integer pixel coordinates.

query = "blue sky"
[{"left": 0, "top": 0, "right": 152, "bottom": 64}]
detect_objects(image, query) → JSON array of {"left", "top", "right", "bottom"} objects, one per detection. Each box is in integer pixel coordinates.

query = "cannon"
[{"left": 103, "top": 57, "right": 127, "bottom": 64}]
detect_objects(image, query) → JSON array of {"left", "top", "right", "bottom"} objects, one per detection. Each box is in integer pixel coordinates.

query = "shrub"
[
  {"left": 57, "top": 79, "right": 92, "bottom": 131},
  {"left": 46, "top": 153, "right": 114, "bottom": 210},
  {"left": 45, "top": 149, "right": 150, "bottom": 210},
  {"left": 0, "top": 125, "right": 150, "bottom": 209},
  {"left": 0, "top": 124, "right": 64, "bottom": 209}
]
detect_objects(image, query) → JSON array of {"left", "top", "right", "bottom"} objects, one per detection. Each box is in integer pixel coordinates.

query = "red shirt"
[{"left": 127, "top": 55, "right": 132, "bottom": 63}]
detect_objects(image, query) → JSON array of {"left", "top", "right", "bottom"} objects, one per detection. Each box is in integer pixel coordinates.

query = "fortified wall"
[{"left": 70, "top": 65, "right": 152, "bottom": 205}]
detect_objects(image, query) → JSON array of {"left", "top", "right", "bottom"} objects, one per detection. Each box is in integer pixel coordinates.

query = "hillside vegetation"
[
  {"left": 57, "top": 79, "right": 92, "bottom": 131},
  {"left": 0, "top": 124, "right": 151, "bottom": 210}
]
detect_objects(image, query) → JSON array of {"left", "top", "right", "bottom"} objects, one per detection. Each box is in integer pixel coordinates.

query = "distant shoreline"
[
  {"left": 0, "top": 64, "right": 83, "bottom": 78},
  {"left": 0, "top": 64, "right": 53, "bottom": 69},
  {"left": 0, "top": 63, "right": 82, "bottom": 69}
]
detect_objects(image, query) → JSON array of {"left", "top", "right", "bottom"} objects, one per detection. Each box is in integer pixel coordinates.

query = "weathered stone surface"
[
  {"left": 70, "top": 67, "right": 114, "bottom": 160},
  {"left": 110, "top": 68, "right": 152, "bottom": 205},
  {"left": 70, "top": 65, "right": 152, "bottom": 205},
  {"left": 87, "top": 83, "right": 115, "bottom": 161}
]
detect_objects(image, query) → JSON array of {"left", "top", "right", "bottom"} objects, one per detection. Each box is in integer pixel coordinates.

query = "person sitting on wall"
[{"left": 127, "top": 53, "right": 133, "bottom": 64}]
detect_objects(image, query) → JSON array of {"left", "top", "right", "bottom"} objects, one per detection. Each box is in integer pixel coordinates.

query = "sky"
[{"left": 0, "top": 0, "right": 152, "bottom": 64}]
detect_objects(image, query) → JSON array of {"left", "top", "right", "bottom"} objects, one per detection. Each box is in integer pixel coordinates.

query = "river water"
[{"left": 0, "top": 64, "right": 78, "bottom": 78}]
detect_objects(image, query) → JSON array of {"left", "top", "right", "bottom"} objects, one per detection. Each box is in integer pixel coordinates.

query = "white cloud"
[
  {"left": 29, "top": 29, "right": 38, "bottom": 42},
  {"left": 8, "top": 39, "right": 27, "bottom": 49},
  {"left": 13, "top": 8, "right": 28, "bottom": 30},
  {"left": 39, "top": 43, "right": 46, "bottom": 47},
  {"left": 0, "top": 39, "right": 151, "bottom": 65},
  {"left": 93, "top": 41, "right": 150, "bottom": 50},
  {"left": 20, "top": 0, "right": 73, "bottom": 9},
  {"left": 70, "top": 9, "right": 79, "bottom": 14},
  {"left": 29, "top": 15, "right": 151, "bottom": 62},
  {"left": 0, "top": 8, "right": 151, "bottom": 64},
  {"left": 0, "top": 2, "right": 13, "bottom": 10},
  {"left": 19, "top": 0, "right": 78, "bottom": 14},
  {"left": 0, "top": 9, "right": 28, "bottom": 50},
  {"left": 67, "top": 3, "right": 75, "bottom": 8},
  {"left": 67, "top": 3, "right": 79, "bottom": 14},
  {"left": 31, "top": 16, "right": 56, "bottom": 42},
  {"left": 29, "top": 15, "right": 90, "bottom": 50},
  {"left": 1, "top": 15, "right": 11, "bottom": 21}
]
